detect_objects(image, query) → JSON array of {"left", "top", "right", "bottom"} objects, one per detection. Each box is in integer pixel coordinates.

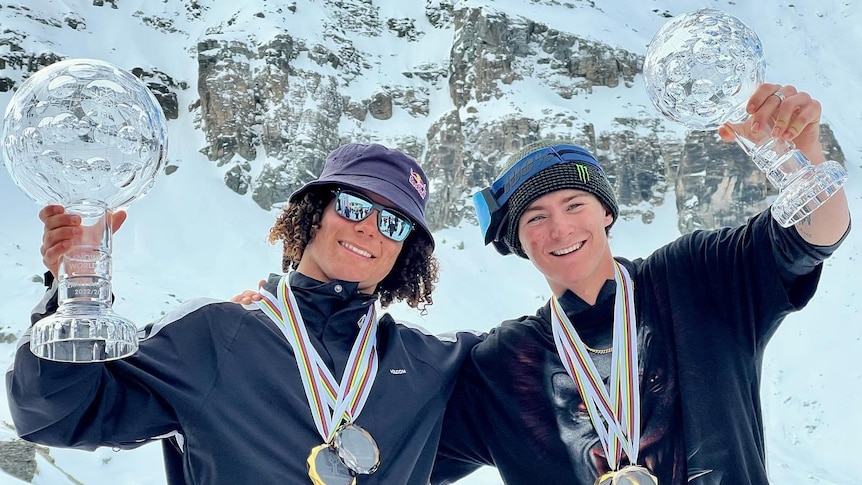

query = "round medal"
[
  {"left": 614, "top": 465, "right": 658, "bottom": 484},
  {"left": 593, "top": 465, "right": 658, "bottom": 485},
  {"left": 596, "top": 471, "right": 616, "bottom": 485},
  {"left": 333, "top": 423, "right": 380, "bottom": 474},
  {"left": 307, "top": 443, "right": 355, "bottom": 485}
]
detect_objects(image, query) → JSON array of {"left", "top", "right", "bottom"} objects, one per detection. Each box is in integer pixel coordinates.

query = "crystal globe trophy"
[
  {"left": 2, "top": 58, "right": 167, "bottom": 362},
  {"left": 643, "top": 9, "right": 847, "bottom": 227}
]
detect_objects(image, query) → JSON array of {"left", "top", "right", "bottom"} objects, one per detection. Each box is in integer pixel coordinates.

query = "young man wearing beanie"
[
  {"left": 9, "top": 143, "right": 483, "bottom": 484},
  {"left": 432, "top": 83, "right": 851, "bottom": 484}
]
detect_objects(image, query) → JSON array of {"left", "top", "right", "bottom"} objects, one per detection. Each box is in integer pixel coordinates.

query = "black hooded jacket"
[
  {"left": 8, "top": 272, "right": 482, "bottom": 484},
  {"left": 432, "top": 210, "right": 847, "bottom": 485}
]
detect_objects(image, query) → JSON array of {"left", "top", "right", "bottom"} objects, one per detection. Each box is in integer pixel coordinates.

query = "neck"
[
  {"left": 554, "top": 281, "right": 602, "bottom": 306},
  {"left": 549, "top": 255, "right": 616, "bottom": 306},
  {"left": 294, "top": 259, "right": 325, "bottom": 284},
  {"left": 292, "top": 264, "right": 377, "bottom": 295}
]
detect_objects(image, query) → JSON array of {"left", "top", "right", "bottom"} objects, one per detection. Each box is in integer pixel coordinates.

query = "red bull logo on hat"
[{"left": 409, "top": 169, "right": 427, "bottom": 200}]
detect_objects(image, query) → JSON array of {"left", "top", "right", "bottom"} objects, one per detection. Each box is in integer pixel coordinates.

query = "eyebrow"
[{"left": 523, "top": 193, "right": 589, "bottom": 213}]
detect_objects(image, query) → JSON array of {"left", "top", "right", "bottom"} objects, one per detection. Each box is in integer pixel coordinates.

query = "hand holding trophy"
[
  {"left": 2, "top": 59, "right": 168, "bottom": 362},
  {"left": 643, "top": 9, "right": 847, "bottom": 227}
]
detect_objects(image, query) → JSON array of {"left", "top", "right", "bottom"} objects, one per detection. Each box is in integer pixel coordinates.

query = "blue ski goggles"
[
  {"left": 333, "top": 189, "right": 414, "bottom": 242},
  {"left": 472, "top": 144, "right": 603, "bottom": 245}
]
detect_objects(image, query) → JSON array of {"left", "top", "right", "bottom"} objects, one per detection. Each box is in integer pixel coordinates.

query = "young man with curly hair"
[{"left": 8, "top": 143, "right": 482, "bottom": 484}]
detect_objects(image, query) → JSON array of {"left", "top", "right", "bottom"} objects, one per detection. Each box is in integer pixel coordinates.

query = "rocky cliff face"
[
  {"left": 187, "top": 2, "right": 845, "bottom": 232},
  {"left": 0, "top": 2, "right": 844, "bottom": 236}
]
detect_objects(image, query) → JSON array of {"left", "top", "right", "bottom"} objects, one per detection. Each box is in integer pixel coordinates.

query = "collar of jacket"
[{"left": 262, "top": 271, "right": 378, "bottom": 343}]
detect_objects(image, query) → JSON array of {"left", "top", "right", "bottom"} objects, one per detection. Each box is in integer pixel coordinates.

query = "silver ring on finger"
[{"left": 771, "top": 90, "right": 786, "bottom": 102}]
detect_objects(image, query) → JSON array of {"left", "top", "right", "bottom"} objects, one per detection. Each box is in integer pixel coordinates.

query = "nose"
[
  {"left": 354, "top": 209, "right": 380, "bottom": 237},
  {"left": 548, "top": 214, "right": 573, "bottom": 240}
]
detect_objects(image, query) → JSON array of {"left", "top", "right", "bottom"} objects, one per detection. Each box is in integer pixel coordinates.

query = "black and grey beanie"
[{"left": 501, "top": 140, "right": 618, "bottom": 258}]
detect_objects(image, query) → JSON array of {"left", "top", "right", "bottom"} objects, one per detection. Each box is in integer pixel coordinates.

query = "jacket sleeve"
[
  {"left": 431, "top": 326, "right": 509, "bottom": 485},
  {"left": 655, "top": 209, "right": 845, "bottom": 345},
  {"left": 771, "top": 212, "right": 849, "bottom": 285},
  {"left": 6, "top": 285, "right": 235, "bottom": 451},
  {"left": 430, "top": 356, "right": 491, "bottom": 484},
  {"left": 29, "top": 273, "right": 59, "bottom": 326}
]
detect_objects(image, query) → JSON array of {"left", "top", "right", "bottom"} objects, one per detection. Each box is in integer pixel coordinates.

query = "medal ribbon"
[
  {"left": 257, "top": 274, "right": 379, "bottom": 443},
  {"left": 550, "top": 261, "right": 640, "bottom": 470}
]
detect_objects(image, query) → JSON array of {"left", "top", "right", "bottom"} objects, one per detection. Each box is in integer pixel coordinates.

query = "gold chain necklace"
[{"left": 585, "top": 343, "right": 613, "bottom": 354}]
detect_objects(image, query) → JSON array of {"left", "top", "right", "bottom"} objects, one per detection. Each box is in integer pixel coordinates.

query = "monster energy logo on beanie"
[
  {"left": 576, "top": 163, "right": 591, "bottom": 183},
  {"left": 500, "top": 140, "right": 619, "bottom": 258}
]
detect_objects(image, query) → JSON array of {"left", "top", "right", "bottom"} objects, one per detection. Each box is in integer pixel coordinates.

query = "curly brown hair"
[{"left": 268, "top": 186, "right": 439, "bottom": 310}]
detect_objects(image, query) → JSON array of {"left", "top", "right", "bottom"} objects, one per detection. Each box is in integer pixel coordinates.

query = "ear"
[{"left": 603, "top": 207, "right": 613, "bottom": 228}]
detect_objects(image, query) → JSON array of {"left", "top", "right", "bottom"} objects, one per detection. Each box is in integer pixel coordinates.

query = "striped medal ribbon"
[
  {"left": 550, "top": 261, "right": 641, "bottom": 473},
  {"left": 257, "top": 274, "right": 380, "bottom": 483}
]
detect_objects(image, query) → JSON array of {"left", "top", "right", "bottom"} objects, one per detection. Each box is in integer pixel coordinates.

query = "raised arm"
[{"left": 719, "top": 83, "right": 850, "bottom": 246}]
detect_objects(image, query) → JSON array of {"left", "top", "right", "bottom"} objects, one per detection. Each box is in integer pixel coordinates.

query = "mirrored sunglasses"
[{"left": 333, "top": 190, "right": 414, "bottom": 242}]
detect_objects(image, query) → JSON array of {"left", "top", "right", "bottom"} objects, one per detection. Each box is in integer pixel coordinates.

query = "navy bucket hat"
[{"left": 290, "top": 143, "right": 432, "bottom": 246}]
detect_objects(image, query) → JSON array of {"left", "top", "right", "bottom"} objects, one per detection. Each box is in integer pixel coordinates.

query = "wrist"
[{"left": 798, "top": 141, "right": 825, "bottom": 165}]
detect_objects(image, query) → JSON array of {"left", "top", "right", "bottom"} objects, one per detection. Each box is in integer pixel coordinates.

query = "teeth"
[
  {"left": 342, "top": 242, "right": 372, "bottom": 258},
  {"left": 551, "top": 242, "right": 583, "bottom": 256}
]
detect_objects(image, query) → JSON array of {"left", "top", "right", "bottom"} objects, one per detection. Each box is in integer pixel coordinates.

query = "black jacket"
[
  {"left": 432, "top": 211, "right": 847, "bottom": 485},
  {"left": 8, "top": 272, "right": 483, "bottom": 484}
]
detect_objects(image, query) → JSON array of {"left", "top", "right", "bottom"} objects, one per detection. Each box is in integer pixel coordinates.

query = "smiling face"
[
  {"left": 296, "top": 188, "right": 405, "bottom": 294},
  {"left": 517, "top": 189, "right": 615, "bottom": 302}
]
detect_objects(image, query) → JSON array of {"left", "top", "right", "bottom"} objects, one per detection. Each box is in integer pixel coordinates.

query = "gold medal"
[
  {"left": 333, "top": 423, "right": 380, "bottom": 475},
  {"left": 596, "top": 471, "right": 616, "bottom": 485},
  {"left": 594, "top": 465, "right": 658, "bottom": 485},
  {"left": 307, "top": 443, "right": 355, "bottom": 485}
]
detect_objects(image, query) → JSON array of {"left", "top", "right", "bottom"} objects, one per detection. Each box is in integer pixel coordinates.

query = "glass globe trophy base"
[
  {"left": 735, "top": 127, "right": 848, "bottom": 228},
  {"left": 30, "top": 305, "right": 138, "bottom": 363},
  {"left": 771, "top": 159, "right": 848, "bottom": 227}
]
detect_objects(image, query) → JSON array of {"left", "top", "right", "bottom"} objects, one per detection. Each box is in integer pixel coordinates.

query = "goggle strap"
[
  {"left": 473, "top": 188, "right": 501, "bottom": 244},
  {"left": 492, "top": 146, "right": 600, "bottom": 206}
]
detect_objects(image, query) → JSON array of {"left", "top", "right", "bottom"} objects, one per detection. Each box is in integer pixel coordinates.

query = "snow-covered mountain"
[{"left": 0, "top": 1, "right": 860, "bottom": 484}]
